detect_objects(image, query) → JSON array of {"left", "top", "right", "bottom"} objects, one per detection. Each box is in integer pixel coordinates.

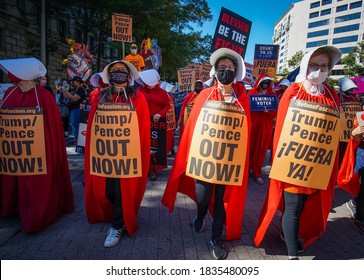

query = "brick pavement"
[{"left": 0, "top": 143, "right": 363, "bottom": 260}]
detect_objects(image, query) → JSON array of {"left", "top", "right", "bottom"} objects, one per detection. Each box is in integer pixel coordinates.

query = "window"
[
  {"left": 306, "top": 40, "right": 328, "bottom": 48},
  {"left": 350, "top": 1, "right": 362, "bottom": 9},
  {"left": 331, "top": 69, "right": 345, "bottom": 75},
  {"left": 339, "top": 47, "right": 354, "bottom": 54},
  {"left": 0, "top": 29, "right": 4, "bottom": 50},
  {"left": 336, "top": 4, "right": 348, "bottom": 12},
  {"left": 333, "top": 35, "right": 358, "bottom": 44},
  {"left": 58, "top": 19, "right": 67, "bottom": 39},
  {"left": 321, "top": 9, "right": 331, "bottom": 15},
  {"left": 322, "top": 0, "right": 332, "bottom": 5},
  {"left": 335, "top": 12, "right": 361, "bottom": 23},
  {"left": 280, "top": 45, "right": 284, "bottom": 50},
  {"left": 334, "top": 24, "right": 360, "bottom": 34},
  {"left": 307, "top": 29, "right": 329, "bottom": 38},
  {"left": 310, "top": 1, "right": 320, "bottom": 8},
  {"left": 308, "top": 19, "right": 330, "bottom": 28},
  {"left": 310, "top": 12, "right": 319, "bottom": 18}
]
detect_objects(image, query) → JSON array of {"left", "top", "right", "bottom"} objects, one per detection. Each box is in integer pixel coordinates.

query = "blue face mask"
[{"left": 109, "top": 70, "right": 129, "bottom": 85}]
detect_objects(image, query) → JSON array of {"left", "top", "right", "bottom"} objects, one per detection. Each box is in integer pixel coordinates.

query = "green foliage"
[
  {"left": 288, "top": 50, "right": 303, "bottom": 69},
  {"left": 342, "top": 41, "right": 364, "bottom": 77}
]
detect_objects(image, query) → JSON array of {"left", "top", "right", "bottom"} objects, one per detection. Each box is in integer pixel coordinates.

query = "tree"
[
  {"left": 288, "top": 50, "right": 303, "bottom": 69},
  {"left": 342, "top": 40, "right": 364, "bottom": 77}
]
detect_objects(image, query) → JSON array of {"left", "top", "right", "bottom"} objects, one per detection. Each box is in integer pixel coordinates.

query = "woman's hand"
[{"left": 153, "top": 114, "right": 161, "bottom": 122}]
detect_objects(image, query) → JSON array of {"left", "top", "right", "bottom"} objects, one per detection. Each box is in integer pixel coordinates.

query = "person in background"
[
  {"left": 162, "top": 48, "right": 251, "bottom": 260},
  {"left": 39, "top": 76, "right": 53, "bottom": 94},
  {"left": 139, "top": 69, "right": 170, "bottom": 181},
  {"left": 275, "top": 78, "right": 291, "bottom": 101},
  {"left": 0, "top": 57, "right": 74, "bottom": 232},
  {"left": 55, "top": 78, "right": 71, "bottom": 137},
  {"left": 84, "top": 60, "right": 150, "bottom": 248},
  {"left": 248, "top": 74, "right": 277, "bottom": 185},
  {"left": 178, "top": 80, "right": 204, "bottom": 140},
  {"left": 61, "top": 75, "right": 86, "bottom": 146},
  {"left": 124, "top": 43, "right": 145, "bottom": 72},
  {"left": 254, "top": 46, "right": 342, "bottom": 259}
]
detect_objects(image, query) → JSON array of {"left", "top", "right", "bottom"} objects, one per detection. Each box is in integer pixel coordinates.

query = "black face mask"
[
  {"left": 216, "top": 70, "right": 235, "bottom": 85},
  {"left": 260, "top": 82, "right": 269, "bottom": 90},
  {"left": 109, "top": 70, "right": 129, "bottom": 85}
]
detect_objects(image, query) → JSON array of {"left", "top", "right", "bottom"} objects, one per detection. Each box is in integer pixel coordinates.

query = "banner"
[
  {"left": 90, "top": 103, "right": 141, "bottom": 178},
  {"left": 352, "top": 76, "right": 364, "bottom": 94},
  {"left": 0, "top": 108, "right": 47, "bottom": 175},
  {"left": 76, "top": 104, "right": 91, "bottom": 154},
  {"left": 178, "top": 67, "right": 195, "bottom": 92},
  {"left": 243, "top": 62, "right": 254, "bottom": 86},
  {"left": 151, "top": 117, "right": 167, "bottom": 166},
  {"left": 166, "top": 101, "right": 176, "bottom": 131},
  {"left": 210, "top": 7, "right": 252, "bottom": 58},
  {"left": 270, "top": 100, "right": 340, "bottom": 189},
  {"left": 112, "top": 13, "right": 132, "bottom": 42},
  {"left": 252, "top": 44, "right": 279, "bottom": 79},
  {"left": 249, "top": 94, "right": 278, "bottom": 111},
  {"left": 200, "top": 62, "right": 213, "bottom": 82},
  {"left": 340, "top": 102, "right": 361, "bottom": 142},
  {"left": 186, "top": 101, "right": 248, "bottom": 185}
]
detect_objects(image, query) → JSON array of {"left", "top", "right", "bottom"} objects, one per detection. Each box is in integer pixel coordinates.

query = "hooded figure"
[
  {"left": 84, "top": 60, "right": 150, "bottom": 248},
  {"left": 0, "top": 57, "right": 74, "bottom": 232},
  {"left": 254, "top": 45, "right": 342, "bottom": 259},
  {"left": 162, "top": 48, "right": 251, "bottom": 260},
  {"left": 138, "top": 69, "right": 170, "bottom": 181},
  {"left": 248, "top": 74, "right": 277, "bottom": 185}
]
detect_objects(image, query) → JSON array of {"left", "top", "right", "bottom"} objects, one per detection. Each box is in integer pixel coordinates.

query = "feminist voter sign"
[
  {"left": 0, "top": 108, "right": 47, "bottom": 175},
  {"left": 187, "top": 101, "right": 248, "bottom": 186},
  {"left": 270, "top": 100, "right": 340, "bottom": 189},
  {"left": 90, "top": 103, "right": 141, "bottom": 178}
]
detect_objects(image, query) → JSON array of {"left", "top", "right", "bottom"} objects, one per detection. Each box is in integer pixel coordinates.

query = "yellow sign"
[
  {"left": 112, "top": 13, "right": 132, "bottom": 42},
  {"left": 166, "top": 101, "right": 176, "bottom": 131},
  {"left": 252, "top": 59, "right": 277, "bottom": 79},
  {"left": 340, "top": 102, "right": 361, "bottom": 142},
  {"left": 0, "top": 108, "right": 47, "bottom": 175},
  {"left": 186, "top": 101, "right": 248, "bottom": 185},
  {"left": 90, "top": 103, "right": 141, "bottom": 178},
  {"left": 270, "top": 100, "right": 340, "bottom": 190},
  {"left": 183, "top": 104, "right": 194, "bottom": 126}
]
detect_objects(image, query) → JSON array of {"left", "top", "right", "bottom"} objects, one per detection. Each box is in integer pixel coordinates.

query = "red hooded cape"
[
  {"left": 161, "top": 84, "right": 251, "bottom": 240},
  {"left": 0, "top": 85, "right": 74, "bottom": 232},
  {"left": 248, "top": 74, "right": 277, "bottom": 178},
  {"left": 84, "top": 90, "right": 150, "bottom": 236},
  {"left": 337, "top": 117, "right": 361, "bottom": 197},
  {"left": 254, "top": 82, "right": 340, "bottom": 248}
]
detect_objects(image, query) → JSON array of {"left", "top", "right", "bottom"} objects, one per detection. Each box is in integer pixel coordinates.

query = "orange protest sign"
[
  {"left": 270, "top": 100, "right": 340, "bottom": 189},
  {"left": 112, "top": 13, "right": 132, "bottom": 42},
  {"left": 178, "top": 67, "right": 195, "bottom": 92},
  {"left": 186, "top": 101, "right": 248, "bottom": 185},
  {"left": 90, "top": 103, "right": 141, "bottom": 178},
  {"left": 0, "top": 108, "right": 47, "bottom": 175},
  {"left": 340, "top": 102, "right": 361, "bottom": 142},
  {"left": 183, "top": 104, "right": 194, "bottom": 126},
  {"left": 166, "top": 101, "right": 176, "bottom": 131}
]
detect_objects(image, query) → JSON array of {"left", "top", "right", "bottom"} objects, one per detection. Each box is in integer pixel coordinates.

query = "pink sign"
[{"left": 351, "top": 76, "right": 364, "bottom": 94}]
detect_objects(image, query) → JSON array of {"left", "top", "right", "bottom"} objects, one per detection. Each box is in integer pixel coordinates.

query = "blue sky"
[{"left": 198, "top": 0, "right": 299, "bottom": 64}]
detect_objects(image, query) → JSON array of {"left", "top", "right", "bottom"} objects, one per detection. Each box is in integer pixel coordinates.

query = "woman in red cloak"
[
  {"left": 0, "top": 58, "right": 74, "bottom": 232},
  {"left": 254, "top": 46, "right": 342, "bottom": 259},
  {"left": 248, "top": 74, "right": 277, "bottom": 185},
  {"left": 84, "top": 60, "right": 150, "bottom": 248},
  {"left": 162, "top": 48, "right": 251, "bottom": 260}
]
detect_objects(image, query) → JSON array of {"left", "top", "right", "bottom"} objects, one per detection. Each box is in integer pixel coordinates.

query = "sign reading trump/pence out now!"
[
  {"left": 270, "top": 100, "right": 340, "bottom": 190},
  {"left": 0, "top": 108, "right": 47, "bottom": 175},
  {"left": 90, "top": 103, "right": 141, "bottom": 178},
  {"left": 187, "top": 101, "right": 248, "bottom": 186},
  {"left": 340, "top": 102, "right": 361, "bottom": 142}
]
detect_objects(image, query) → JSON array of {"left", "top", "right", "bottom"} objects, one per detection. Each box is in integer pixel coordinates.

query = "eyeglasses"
[
  {"left": 308, "top": 63, "right": 330, "bottom": 71},
  {"left": 216, "top": 65, "right": 235, "bottom": 71}
]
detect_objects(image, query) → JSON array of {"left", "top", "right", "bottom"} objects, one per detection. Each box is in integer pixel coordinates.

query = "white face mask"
[
  {"left": 131, "top": 49, "right": 137, "bottom": 55},
  {"left": 307, "top": 70, "right": 328, "bottom": 85}
]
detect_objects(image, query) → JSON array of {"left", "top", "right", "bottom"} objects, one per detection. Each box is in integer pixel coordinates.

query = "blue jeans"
[{"left": 69, "top": 108, "right": 81, "bottom": 141}]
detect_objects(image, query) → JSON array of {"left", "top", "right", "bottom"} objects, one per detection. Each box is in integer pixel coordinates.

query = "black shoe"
[
  {"left": 210, "top": 238, "right": 226, "bottom": 260},
  {"left": 193, "top": 217, "right": 205, "bottom": 233}
]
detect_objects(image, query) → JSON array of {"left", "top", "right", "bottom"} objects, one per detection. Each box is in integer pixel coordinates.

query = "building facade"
[{"left": 274, "top": 0, "right": 364, "bottom": 79}]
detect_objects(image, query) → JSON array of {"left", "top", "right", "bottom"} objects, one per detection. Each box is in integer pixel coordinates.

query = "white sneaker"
[
  {"left": 104, "top": 227, "right": 122, "bottom": 248},
  {"left": 256, "top": 177, "right": 264, "bottom": 185}
]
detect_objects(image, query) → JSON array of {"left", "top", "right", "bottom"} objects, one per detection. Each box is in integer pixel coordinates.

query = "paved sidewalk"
[{"left": 0, "top": 143, "right": 363, "bottom": 260}]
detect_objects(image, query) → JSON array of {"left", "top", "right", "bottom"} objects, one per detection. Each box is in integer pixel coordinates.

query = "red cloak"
[
  {"left": 254, "top": 82, "right": 340, "bottom": 248},
  {"left": 0, "top": 85, "right": 74, "bottom": 232},
  {"left": 337, "top": 117, "right": 361, "bottom": 197},
  {"left": 248, "top": 74, "right": 277, "bottom": 178},
  {"left": 84, "top": 90, "right": 151, "bottom": 236},
  {"left": 161, "top": 84, "right": 251, "bottom": 240}
]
